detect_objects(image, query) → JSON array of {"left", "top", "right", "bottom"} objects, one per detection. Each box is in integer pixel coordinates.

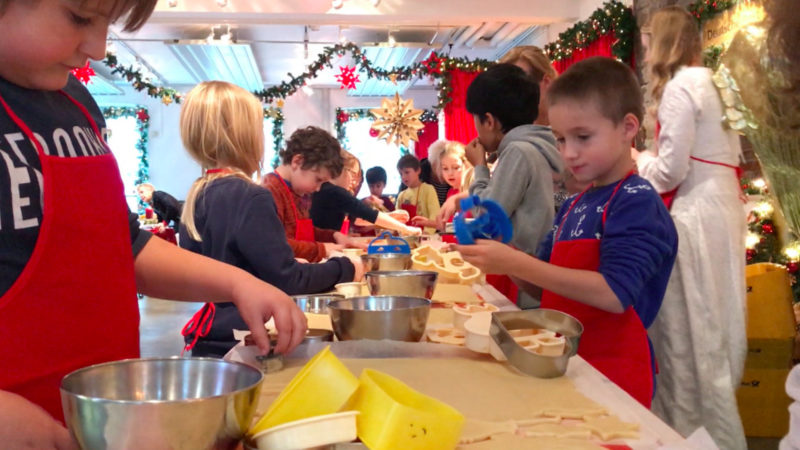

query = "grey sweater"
[{"left": 469, "top": 124, "right": 563, "bottom": 256}]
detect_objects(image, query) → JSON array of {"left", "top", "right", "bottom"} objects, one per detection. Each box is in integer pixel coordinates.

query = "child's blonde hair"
[
  {"left": 644, "top": 6, "right": 702, "bottom": 106},
  {"left": 180, "top": 81, "right": 265, "bottom": 241},
  {"left": 428, "top": 140, "right": 473, "bottom": 190},
  {"left": 499, "top": 46, "right": 558, "bottom": 84}
]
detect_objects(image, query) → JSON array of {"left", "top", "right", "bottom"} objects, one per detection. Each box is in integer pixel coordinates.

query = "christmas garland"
[
  {"left": 688, "top": 0, "right": 738, "bottom": 25},
  {"left": 101, "top": 106, "right": 150, "bottom": 209},
  {"left": 264, "top": 107, "right": 285, "bottom": 169},
  {"left": 104, "top": 53, "right": 183, "bottom": 105},
  {"left": 742, "top": 177, "right": 800, "bottom": 303},
  {"left": 102, "top": 45, "right": 492, "bottom": 111},
  {"left": 334, "top": 107, "right": 437, "bottom": 149},
  {"left": 544, "top": 0, "right": 636, "bottom": 63}
]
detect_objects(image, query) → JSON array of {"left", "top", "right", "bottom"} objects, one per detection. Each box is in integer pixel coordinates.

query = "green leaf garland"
[
  {"left": 544, "top": 0, "right": 636, "bottom": 63},
  {"left": 101, "top": 105, "right": 150, "bottom": 209}
]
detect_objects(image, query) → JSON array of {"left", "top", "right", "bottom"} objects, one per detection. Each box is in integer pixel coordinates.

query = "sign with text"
[{"left": 702, "top": 0, "right": 766, "bottom": 48}]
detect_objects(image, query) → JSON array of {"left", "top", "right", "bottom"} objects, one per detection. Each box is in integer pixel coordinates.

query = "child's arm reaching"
[
  {"left": 454, "top": 240, "right": 625, "bottom": 313},
  {"left": 134, "top": 236, "right": 308, "bottom": 355}
]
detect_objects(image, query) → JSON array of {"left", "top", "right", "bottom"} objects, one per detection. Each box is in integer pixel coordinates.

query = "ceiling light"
[
  {"left": 371, "top": 0, "right": 381, "bottom": 5},
  {"left": 332, "top": 0, "right": 343, "bottom": 9},
  {"left": 301, "top": 85, "right": 314, "bottom": 96},
  {"left": 220, "top": 24, "right": 233, "bottom": 44},
  {"left": 387, "top": 30, "right": 396, "bottom": 47},
  {"left": 216, "top": 0, "right": 227, "bottom": 6},
  {"left": 168, "top": 0, "right": 178, "bottom": 7}
]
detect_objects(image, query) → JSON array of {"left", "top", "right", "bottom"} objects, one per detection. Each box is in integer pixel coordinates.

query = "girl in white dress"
[{"left": 634, "top": 7, "right": 747, "bottom": 450}]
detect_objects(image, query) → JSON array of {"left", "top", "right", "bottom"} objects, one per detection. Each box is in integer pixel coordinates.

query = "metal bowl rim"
[
  {"left": 291, "top": 294, "right": 345, "bottom": 300},
  {"left": 327, "top": 295, "right": 432, "bottom": 311},
  {"left": 360, "top": 253, "right": 412, "bottom": 259},
  {"left": 60, "top": 357, "right": 264, "bottom": 404},
  {"left": 364, "top": 270, "right": 438, "bottom": 278}
]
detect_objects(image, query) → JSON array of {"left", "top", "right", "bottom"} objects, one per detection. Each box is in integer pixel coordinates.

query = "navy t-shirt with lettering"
[{"left": 0, "top": 75, "right": 150, "bottom": 296}]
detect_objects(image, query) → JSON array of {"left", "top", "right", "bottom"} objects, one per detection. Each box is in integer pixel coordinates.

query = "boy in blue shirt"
[{"left": 456, "top": 57, "right": 678, "bottom": 407}]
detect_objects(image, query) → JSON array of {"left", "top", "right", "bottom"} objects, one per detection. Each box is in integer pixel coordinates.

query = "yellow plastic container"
[
  {"left": 345, "top": 369, "right": 465, "bottom": 450},
  {"left": 250, "top": 346, "right": 359, "bottom": 434}
]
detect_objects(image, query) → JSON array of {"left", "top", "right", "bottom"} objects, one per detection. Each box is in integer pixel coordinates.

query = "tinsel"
[
  {"left": 544, "top": 0, "right": 636, "bottom": 63},
  {"left": 101, "top": 106, "right": 150, "bottom": 210}
]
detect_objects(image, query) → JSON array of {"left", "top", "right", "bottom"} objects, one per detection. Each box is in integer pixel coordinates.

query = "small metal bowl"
[
  {"left": 328, "top": 296, "right": 432, "bottom": 342},
  {"left": 489, "top": 309, "right": 584, "bottom": 378},
  {"left": 360, "top": 253, "right": 413, "bottom": 272},
  {"left": 365, "top": 270, "right": 438, "bottom": 299},
  {"left": 291, "top": 294, "right": 344, "bottom": 314}
]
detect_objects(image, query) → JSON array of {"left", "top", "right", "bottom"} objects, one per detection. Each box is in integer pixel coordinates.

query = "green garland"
[
  {"left": 101, "top": 105, "right": 150, "bottom": 209},
  {"left": 103, "top": 44, "right": 492, "bottom": 111},
  {"left": 264, "top": 107, "right": 285, "bottom": 169},
  {"left": 545, "top": 0, "right": 636, "bottom": 63},
  {"left": 104, "top": 53, "right": 183, "bottom": 104},
  {"left": 688, "top": 0, "right": 738, "bottom": 24},
  {"left": 334, "top": 107, "right": 438, "bottom": 150},
  {"left": 702, "top": 44, "right": 724, "bottom": 69}
]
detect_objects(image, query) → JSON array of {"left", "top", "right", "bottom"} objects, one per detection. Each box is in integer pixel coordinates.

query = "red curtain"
[
  {"left": 552, "top": 33, "right": 617, "bottom": 74},
  {"left": 414, "top": 120, "right": 439, "bottom": 160},
  {"left": 444, "top": 69, "right": 480, "bottom": 145}
]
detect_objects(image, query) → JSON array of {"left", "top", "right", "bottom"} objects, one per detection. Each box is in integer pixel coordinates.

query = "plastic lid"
[{"left": 367, "top": 231, "right": 411, "bottom": 254}]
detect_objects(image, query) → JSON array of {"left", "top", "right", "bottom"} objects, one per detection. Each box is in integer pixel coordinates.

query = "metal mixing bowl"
[
  {"left": 328, "top": 296, "right": 432, "bottom": 342},
  {"left": 360, "top": 253, "right": 413, "bottom": 272},
  {"left": 61, "top": 358, "right": 263, "bottom": 450},
  {"left": 365, "top": 270, "right": 438, "bottom": 299},
  {"left": 291, "top": 293, "right": 344, "bottom": 314}
]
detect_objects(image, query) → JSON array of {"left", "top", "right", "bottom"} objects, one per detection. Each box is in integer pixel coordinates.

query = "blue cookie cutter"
[
  {"left": 367, "top": 231, "right": 411, "bottom": 254},
  {"left": 453, "top": 196, "right": 513, "bottom": 245}
]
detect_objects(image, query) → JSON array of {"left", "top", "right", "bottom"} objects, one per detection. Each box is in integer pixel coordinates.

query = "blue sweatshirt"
[
  {"left": 180, "top": 176, "right": 354, "bottom": 357},
  {"left": 536, "top": 175, "right": 678, "bottom": 328}
]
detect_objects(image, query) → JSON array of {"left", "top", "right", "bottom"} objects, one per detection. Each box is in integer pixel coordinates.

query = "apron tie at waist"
[{"left": 181, "top": 303, "right": 216, "bottom": 356}]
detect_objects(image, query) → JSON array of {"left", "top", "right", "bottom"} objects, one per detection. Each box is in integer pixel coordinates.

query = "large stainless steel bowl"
[
  {"left": 360, "top": 253, "right": 412, "bottom": 272},
  {"left": 61, "top": 358, "right": 263, "bottom": 450},
  {"left": 291, "top": 293, "right": 344, "bottom": 314},
  {"left": 365, "top": 270, "right": 438, "bottom": 299},
  {"left": 328, "top": 296, "right": 431, "bottom": 342}
]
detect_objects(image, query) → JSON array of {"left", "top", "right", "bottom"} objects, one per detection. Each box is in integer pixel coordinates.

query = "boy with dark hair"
[
  {"left": 262, "top": 126, "right": 358, "bottom": 262},
  {"left": 464, "top": 63, "right": 564, "bottom": 308},
  {"left": 395, "top": 154, "right": 440, "bottom": 232},
  {"left": 363, "top": 166, "right": 395, "bottom": 211},
  {"left": 457, "top": 57, "right": 678, "bottom": 407}
]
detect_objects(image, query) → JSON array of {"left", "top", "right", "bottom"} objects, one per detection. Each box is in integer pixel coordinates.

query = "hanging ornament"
[
  {"left": 276, "top": 99, "right": 285, "bottom": 108},
  {"left": 787, "top": 262, "right": 799, "bottom": 274},
  {"left": 337, "top": 109, "right": 350, "bottom": 124},
  {"left": 369, "top": 128, "right": 379, "bottom": 138},
  {"left": 335, "top": 65, "right": 360, "bottom": 90},
  {"left": 161, "top": 95, "right": 173, "bottom": 105},
  {"left": 389, "top": 73, "right": 398, "bottom": 85},
  {"left": 136, "top": 109, "right": 149, "bottom": 122},
  {"left": 762, "top": 223, "right": 774, "bottom": 234},
  {"left": 421, "top": 52, "right": 444, "bottom": 75},
  {"left": 369, "top": 92, "right": 425, "bottom": 147},
  {"left": 71, "top": 62, "right": 95, "bottom": 85}
]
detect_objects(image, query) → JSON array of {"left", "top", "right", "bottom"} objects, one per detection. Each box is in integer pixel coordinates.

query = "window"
[
  {"left": 343, "top": 117, "right": 407, "bottom": 199},
  {"left": 105, "top": 114, "right": 142, "bottom": 211}
]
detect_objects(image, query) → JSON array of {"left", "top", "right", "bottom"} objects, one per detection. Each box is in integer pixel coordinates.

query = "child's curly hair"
[{"left": 279, "top": 126, "right": 344, "bottom": 178}]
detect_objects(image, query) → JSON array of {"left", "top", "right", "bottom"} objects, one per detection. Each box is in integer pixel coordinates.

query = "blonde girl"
[
  {"left": 633, "top": 7, "right": 747, "bottom": 450},
  {"left": 498, "top": 45, "right": 558, "bottom": 126},
  {"left": 425, "top": 140, "right": 475, "bottom": 230},
  {"left": 178, "top": 81, "right": 359, "bottom": 357}
]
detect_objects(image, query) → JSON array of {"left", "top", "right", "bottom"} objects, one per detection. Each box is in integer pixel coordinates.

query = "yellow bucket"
[
  {"left": 345, "top": 369, "right": 465, "bottom": 450},
  {"left": 250, "top": 346, "right": 359, "bottom": 434}
]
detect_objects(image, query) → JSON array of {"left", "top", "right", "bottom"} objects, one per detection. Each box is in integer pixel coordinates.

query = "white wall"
[{"left": 95, "top": 85, "right": 438, "bottom": 200}]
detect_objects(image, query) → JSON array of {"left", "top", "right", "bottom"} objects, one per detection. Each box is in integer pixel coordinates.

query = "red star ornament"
[
  {"left": 71, "top": 62, "right": 95, "bottom": 85},
  {"left": 421, "top": 52, "right": 444, "bottom": 75},
  {"left": 335, "top": 65, "right": 360, "bottom": 90}
]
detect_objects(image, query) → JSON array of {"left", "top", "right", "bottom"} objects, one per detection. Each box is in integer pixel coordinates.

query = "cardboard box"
[
  {"left": 745, "top": 263, "right": 796, "bottom": 369},
  {"left": 737, "top": 367, "right": 791, "bottom": 437}
]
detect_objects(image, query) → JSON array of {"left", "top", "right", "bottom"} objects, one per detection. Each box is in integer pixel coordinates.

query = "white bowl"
[
  {"left": 453, "top": 303, "right": 499, "bottom": 331},
  {"left": 252, "top": 411, "right": 359, "bottom": 450},
  {"left": 335, "top": 282, "right": 365, "bottom": 298},
  {"left": 463, "top": 312, "right": 493, "bottom": 354}
]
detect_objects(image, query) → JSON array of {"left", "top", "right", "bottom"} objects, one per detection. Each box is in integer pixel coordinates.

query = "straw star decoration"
[
  {"left": 335, "top": 65, "right": 360, "bottom": 90},
  {"left": 369, "top": 92, "right": 425, "bottom": 147}
]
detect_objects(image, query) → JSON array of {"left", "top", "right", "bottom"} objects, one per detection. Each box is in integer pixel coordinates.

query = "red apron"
[
  {"left": 0, "top": 91, "right": 140, "bottom": 421},
  {"left": 272, "top": 172, "right": 315, "bottom": 241},
  {"left": 399, "top": 185, "right": 422, "bottom": 224},
  {"left": 541, "top": 174, "right": 653, "bottom": 407}
]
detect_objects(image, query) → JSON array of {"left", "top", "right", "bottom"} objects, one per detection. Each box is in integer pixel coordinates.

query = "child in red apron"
[
  {"left": 0, "top": 2, "right": 305, "bottom": 446},
  {"left": 396, "top": 154, "right": 441, "bottom": 233},
  {"left": 456, "top": 58, "right": 678, "bottom": 407},
  {"left": 262, "top": 126, "right": 361, "bottom": 263}
]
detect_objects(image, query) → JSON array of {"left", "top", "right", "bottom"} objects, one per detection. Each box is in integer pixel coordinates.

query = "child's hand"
[
  {"left": 231, "top": 277, "right": 307, "bottom": 355},
  {"left": 410, "top": 216, "right": 434, "bottom": 228},
  {"left": 346, "top": 255, "right": 365, "bottom": 281},
  {"left": 0, "top": 391, "right": 78, "bottom": 450},
  {"left": 403, "top": 225, "right": 422, "bottom": 236},
  {"left": 333, "top": 232, "right": 367, "bottom": 250},
  {"left": 437, "top": 196, "right": 459, "bottom": 227},
  {"left": 465, "top": 138, "right": 488, "bottom": 167},
  {"left": 323, "top": 242, "right": 345, "bottom": 256},
  {"left": 453, "top": 239, "right": 519, "bottom": 274}
]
